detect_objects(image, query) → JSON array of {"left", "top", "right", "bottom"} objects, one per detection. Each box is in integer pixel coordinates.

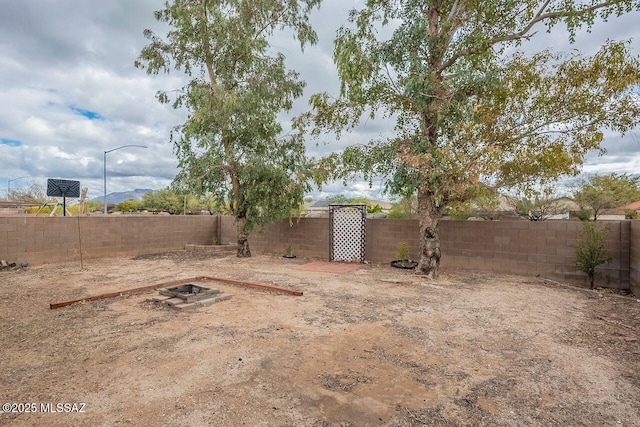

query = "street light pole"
[
  {"left": 7, "top": 176, "right": 29, "bottom": 197},
  {"left": 103, "top": 145, "right": 148, "bottom": 214}
]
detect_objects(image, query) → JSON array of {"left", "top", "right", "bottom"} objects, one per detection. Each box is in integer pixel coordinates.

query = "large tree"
[
  {"left": 136, "top": 0, "right": 320, "bottom": 256},
  {"left": 574, "top": 173, "right": 640, "bottom": 220},
  {"left": 310, "top": 0, "right": 640, "bottom": 277}
]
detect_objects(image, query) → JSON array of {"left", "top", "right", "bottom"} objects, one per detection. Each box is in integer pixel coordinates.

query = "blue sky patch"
[
  {"left": 1, "top": 138, "right": 22, "bottom": 147},
  {"left": 70, "top": 105, "right": 104, "bottom": 120}
]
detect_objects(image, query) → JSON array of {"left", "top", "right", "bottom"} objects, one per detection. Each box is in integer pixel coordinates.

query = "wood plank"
[
  {"left": 197, "top": 275, "right": 303, "bottom": 296},
  {"left": 49, "top": 277, "right": 200, "bottom": 309},
  {"left": 50, "top": 274, "right": 302, "bottom": 310}
]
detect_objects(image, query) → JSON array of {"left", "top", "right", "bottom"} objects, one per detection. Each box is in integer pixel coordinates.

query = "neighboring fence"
[
  {"left": 631, "top": 221, "right": 640, "bottom": 297},
  {"left": 221, "top": 216, "right": 635, "bottom": 291},
  {"left": 0, "top": 215, "right": 217, "bottom": 265},
  {"left": 1, "top": 213, "right": 638, "bottom": 296}
]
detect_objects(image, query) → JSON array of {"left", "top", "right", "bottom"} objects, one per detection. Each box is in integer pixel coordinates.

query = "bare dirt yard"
[{"left": 1, "top": 251, "right": 639, "bottom": 426}]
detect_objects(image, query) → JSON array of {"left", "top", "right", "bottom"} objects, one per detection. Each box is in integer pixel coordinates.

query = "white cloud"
[{"left": 0, "top": 0, "right": 639, "bottom": 202}]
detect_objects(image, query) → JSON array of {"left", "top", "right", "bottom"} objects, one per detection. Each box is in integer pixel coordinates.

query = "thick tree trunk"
[
  {"left": 416, "top": 189, "right": 441, "bottom": 278},
  {"left": 236, "top": 216, "right": 251, "bottom": 257}
]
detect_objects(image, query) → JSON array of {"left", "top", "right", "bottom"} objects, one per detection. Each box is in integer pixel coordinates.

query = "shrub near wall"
[
  {"left": 439, "top": 220, "right": 629, "bottom": 289},
  {"left": 0, "top": 215, "right": 217, "bottom": 265},
  {"left": 220, "top": 216, "right": 631, "bottom": 290}
]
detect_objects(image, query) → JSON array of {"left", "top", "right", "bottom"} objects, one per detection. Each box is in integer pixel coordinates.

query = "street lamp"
[
  {"left": 103, "top": 145, "right": 148, "bottom": 214},
  {"left": 7, "top": 176, "right": 29, "bottom": 197}
]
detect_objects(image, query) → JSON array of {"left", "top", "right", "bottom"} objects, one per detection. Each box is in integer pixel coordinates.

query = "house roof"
[{"left": 619, "top": 200, "right": 640, "bottom": 210}]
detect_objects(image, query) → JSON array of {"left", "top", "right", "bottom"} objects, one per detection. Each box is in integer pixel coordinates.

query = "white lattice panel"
[{"left": 330, "top": 205, "right": 366, "bottom": 262}]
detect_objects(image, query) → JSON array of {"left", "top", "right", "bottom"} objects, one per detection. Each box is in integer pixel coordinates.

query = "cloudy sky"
[{"left": 1, "top": 1, "right": 639, "bottom": 203}]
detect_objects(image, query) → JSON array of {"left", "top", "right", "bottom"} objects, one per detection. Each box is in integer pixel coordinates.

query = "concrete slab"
[
  {"left": 195, "top": 293, "right": 232, "bottom": 307},
  {"left": 147, "top": 292, "right": 232, "bottom": 311},
  {"left": 164, "top": 297, "right": 185, "bottom": 306},
  {"left": 169, "top": 302, "right": 197, "bottom": 310}
]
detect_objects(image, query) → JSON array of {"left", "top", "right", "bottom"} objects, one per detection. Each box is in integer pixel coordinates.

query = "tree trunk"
[
  {"left": 236, "top": 216, "right": 251, "bottom": 257},
  {"left": 416, "top": 189, "right": 441, "bottom": 278}
]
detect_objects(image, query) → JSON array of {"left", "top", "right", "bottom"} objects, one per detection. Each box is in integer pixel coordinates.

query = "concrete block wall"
[
  {"left": 220, "top": 216, "right": 330, "bottom": 258},
  {"left": 220, "top": 216, "right": 631, "bottom": 289},
  {"left": 0, "top": 215, "right": 217, "bottom": 265},
  {"left": 439, "top": 220, "right": 628, "bottom": 289},
  {"left": 631, "top": 221, "right": 640, "bottom": 297},
  {"left": 220, "top": 216, "right": 237, "bottom": 247},
  {"left": 2, "top": 213, "right": 632, "bottom": 291},
  {"left": 366, "top": 218, "right": 420, "bottom": 263}
]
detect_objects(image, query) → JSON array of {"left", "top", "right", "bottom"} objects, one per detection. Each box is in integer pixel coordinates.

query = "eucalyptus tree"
[
  {"left": 310, "top": 0, "right": 640, "bottom": 277},
  {"left": 136, "top": 0, "right": 320, "bottom": 256}
]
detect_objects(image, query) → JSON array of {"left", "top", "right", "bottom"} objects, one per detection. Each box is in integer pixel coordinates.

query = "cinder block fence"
[
  {"left": 0, "top": 215, "right": 217, "bottom": 265},
  {"left": 631, "top": 222, "right": 640, "bottom": 297},
  {"left": 1, "top": 214, "right": 639, "bottom": 297},
  {"left": 222, "top": 216, "right": 639, "bottom": 294}
]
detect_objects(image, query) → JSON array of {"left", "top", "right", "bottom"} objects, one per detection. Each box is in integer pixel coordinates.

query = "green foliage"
[
  {"left": 142, "top": 189, "right": 207, "bottom": 214},
  {"left": 326, "top": 195, "right": 384, "bottom": 213},
  {"left": 573, "top": 209, "right": 591, "bottom": 222},
  {"left": 310, "top": 3, "right": 640, "bottom": 202},
  {"left": 442, "top": 187, "right": 503, "bottom": 220},
  {"left": 624, "top": 209, "right": 638, "bottom": 220},
  {"left": 445, "top": 202, "right": 475, "bottom": 221},
  {"left": 574, "top": 173, "right": 640, "bottom": 220},
  {"left": 25, "top": 205, "right": 48, "bottom": 214},
  {"left": 387, "top": 195, "right": 418, "bottom": 219},
  {"left": 182, "top": 194, "right": 201, "bottom": 214},
  {"left": 468, "top": 189, "right": 503, "bottom": 220},
  {"left": 514, "top": 189, "right": 564, "bottom": 221},
  {"left": 576, "top": 222, "right": 612, "bottom": 289},
  {"left": 395, "top": 241, "right": 410, "bottom": 261},
  {"left": 190, "top": 193, "right": 227, "bottom": 214},
  {"left": 140, "top": 187, "right": 251, "bottom": 216},
  {"left": 325, "top": 194, "right": 350, "bottom": 204},
  {"left": 136, "top": 0, "right": 319, "bottom": 250},
  {"left": 117, "top": 199, "right": 140, "bottom": 213},
  {"left": 350, "top": 197, "right": 383, "bottom": 213},
  {"left": 386, "top": 203, "right": 406, "bottom": 219},
  {"left": 24, "top": 203, "right": 80, "bottom": 215},
  {"left": 368, "top": 204, "right": 383, "bottom": 214},
  {"left": 306, "top": 0, "right": 640, "bottom": 275},
  {"left": 516, "top": 199, "right": 545, "bottom": 221},
  {"left": 88, "top": 200, "right": 103, "bottom": 213},
  {"left": 141, "top": 189, "right": 182, "bottom": 214}
]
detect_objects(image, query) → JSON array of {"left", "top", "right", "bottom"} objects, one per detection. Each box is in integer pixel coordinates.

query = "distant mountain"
[{"left": 91, "top": 189, "right": 153, "bottom": 205}]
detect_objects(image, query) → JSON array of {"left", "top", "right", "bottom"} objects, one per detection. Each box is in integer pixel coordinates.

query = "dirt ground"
[{"left": 1, "top": 251, "right": 639, "bottom": 426}]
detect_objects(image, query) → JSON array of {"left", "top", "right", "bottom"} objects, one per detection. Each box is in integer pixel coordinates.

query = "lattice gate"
[{"left": 329, "top": 204, "right": 366, "bottom": 263}]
